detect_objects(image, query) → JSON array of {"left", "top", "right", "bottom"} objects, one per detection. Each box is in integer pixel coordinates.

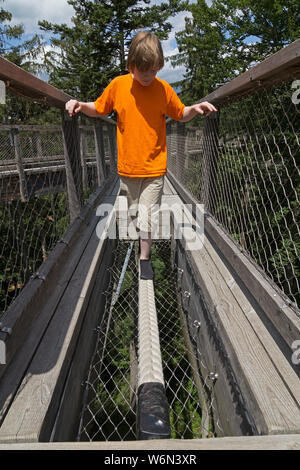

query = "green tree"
[
  {"left": 172, "top": 0, "right": 300, "bottom": 103},
  {"left": 0, "top": 0, "right": 45, "bottom": 72},
  {"left": 214, "top": 0, "right": 300, "bottom": 63},
  {"left": 174, "top": 1, "right": 300, "bottom": 307},
  {"left": 171, "top": 0, "right": 238, "bottom": 103},
  {"left": 39, "top": 0, "right": 186, "bottom": 101},
  {"left": 0, "top": 0, "right": 23, "bottom": 56}
]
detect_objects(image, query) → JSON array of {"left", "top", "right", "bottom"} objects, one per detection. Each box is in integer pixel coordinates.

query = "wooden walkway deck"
[
  {"left": 0, "top": 433, "right": 299, "bottom": 450},
  {"left": 0, "top": 175, "right": 299, "bottom": 444}
]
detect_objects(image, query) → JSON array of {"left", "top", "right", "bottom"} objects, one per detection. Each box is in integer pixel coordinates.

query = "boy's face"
[{"left": 132, "top": 66, "right": 160, "bottom": 87}]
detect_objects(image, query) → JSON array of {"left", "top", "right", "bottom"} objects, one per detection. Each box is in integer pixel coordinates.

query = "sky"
[{"left": 3, "top": 0, "right": 203, "bottom": 84}]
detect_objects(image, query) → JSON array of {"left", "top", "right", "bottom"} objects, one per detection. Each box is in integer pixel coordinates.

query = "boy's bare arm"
[
  {"left": 180, "top": 101, "right": 218, "bottom": 122},
  {"left": 65, "top": 100, "right": 100, "bottom": 118}
]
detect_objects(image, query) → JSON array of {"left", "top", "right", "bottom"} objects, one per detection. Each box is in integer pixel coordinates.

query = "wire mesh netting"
[
  {"left": 78, "top": 239, "right": 222, "bottom": 441},
  {"left": 167, "top": 79, "right": 300, "bottom": 312},
  {"left": 0, "top": 87, "right": 117, "bottom": 317}
]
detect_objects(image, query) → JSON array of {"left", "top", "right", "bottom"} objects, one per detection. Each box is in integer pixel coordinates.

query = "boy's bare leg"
[
  {"left": 139, "top": 232, "right": 154, "bottom": 279},
  {"left": 140, "top": 234, "right": 152, "bottom": 260}
]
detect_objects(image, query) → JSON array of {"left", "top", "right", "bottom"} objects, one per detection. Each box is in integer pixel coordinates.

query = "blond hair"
[{"left": 127, "top": 31, "right": 164, "bottom": 72}]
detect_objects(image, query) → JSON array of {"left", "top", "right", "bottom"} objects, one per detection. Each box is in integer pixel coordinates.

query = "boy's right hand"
[{"left": 65, "top": 99, "right": 82, "bottom": 117}]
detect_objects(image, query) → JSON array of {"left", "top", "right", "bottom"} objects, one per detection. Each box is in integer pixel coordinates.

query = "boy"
[{"left": 65, "top": 31, "right": 217, "bottom": 279}]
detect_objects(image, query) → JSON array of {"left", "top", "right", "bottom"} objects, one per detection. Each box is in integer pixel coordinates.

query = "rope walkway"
[{"left": 77, "top": 239, "right": 220, "bottom": 441}]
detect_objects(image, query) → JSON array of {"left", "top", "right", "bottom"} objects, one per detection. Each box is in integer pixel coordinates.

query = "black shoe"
[{"left": 140, "top": 259, "right": 154, "bottom": 280}]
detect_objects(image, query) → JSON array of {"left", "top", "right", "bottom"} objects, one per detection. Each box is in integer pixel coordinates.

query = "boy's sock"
[{"left": 140, "top": 258, "right": 154, "bottom": 280}]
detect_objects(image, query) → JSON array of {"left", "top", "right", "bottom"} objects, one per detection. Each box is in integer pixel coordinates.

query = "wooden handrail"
[
  {"left": 200, "top": 38, "right": 300, "bottom": 105},
  {"left": 0, "top": 57, "right": 116, "bottom": 125},
  {"left": 0, "top": 57, "right": 72, "bottom": 107},
  {"left": 166, "top": 37, "right": 300, "bottom": 121}
]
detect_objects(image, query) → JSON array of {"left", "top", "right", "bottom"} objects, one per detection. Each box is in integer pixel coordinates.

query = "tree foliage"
[
  {"left": 0, "top": 0, "right": 56, "bottom": 125},
  {"left": 172, "top": 0, "right": 300, "bottom": 103},
  {"left": 0, "top": 0, "right": 45, "bottom": 73},
  {"left": 39, "top": 0, "right": 186, "bottom": 101}
]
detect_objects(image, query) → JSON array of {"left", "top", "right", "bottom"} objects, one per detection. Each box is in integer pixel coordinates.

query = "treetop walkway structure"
[{"left": 0, "top": 39, "right": 299, "bottom": 450}]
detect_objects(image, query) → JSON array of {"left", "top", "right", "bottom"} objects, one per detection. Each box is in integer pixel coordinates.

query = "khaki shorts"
[{"left": 119, "top": 175, "right": 164, "bottom": 237}]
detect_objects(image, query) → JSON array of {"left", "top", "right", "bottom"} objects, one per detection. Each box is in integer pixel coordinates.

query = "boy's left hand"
[{"left": 193, "top": 101, "right": 218, "bottom": 116}]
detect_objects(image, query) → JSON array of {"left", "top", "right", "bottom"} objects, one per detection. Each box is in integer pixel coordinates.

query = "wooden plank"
[
  {"left": 165, "top": 193, "right": 300, "bottom": 435},
  {"left": 168, "top": 199, "right": 258, "bottom": 436},
  {"left": 0, "top": 58, "right": 117, "bottom": 128},
  {"left": 167, "top": 170, "right": 300, "bottom": 348},
  {"left": 0, "top": 156, "right": 64, "bottom": 166},
  {"left": 0, "top": 175, "right": 116, "bottom": 381},
  {"left": 190, "top": 255, "right": 300, "bottom": 434},
  {"left": 0, "top": 57, "right": 72, "bottom": 108},
  {"left": 0, "top": 178, "right": 117, "bottom": 428},
  {"left": 50, "top": 243, "right": 115, "bottom": 441},
  {"left": 177, "top": 246, "right": 249, "bottom": 436},
  {"left": 205, "top": 215, "right": 300, "bottom": 348},
  {"left": 204, "top": 236, "right": 300, "bottom": 404},
  {"left": 0, "top": 215, "right": 98, "bottom": 425},
  {"left": 0, "top": 433, "right": 299, "bottom": 450},
  {"left": 110, "top": 176, "right": 120, "bottom": 196},
  {"left": 200, "top": 38, "right": 300, "bottom": 104},
  {"left": 0, "top": 195, "right": 118, "bottom": 442}
]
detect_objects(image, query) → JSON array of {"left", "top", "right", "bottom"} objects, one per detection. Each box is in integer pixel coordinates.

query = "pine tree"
[
  {"left": 172, "top": 0, "right": 300, "bottom": 103},
  {"left": 0, "top": 0, "right": 45, "bottom": 73},
  {"left": 39, "top": 0, "right": 186, "bottom": 101},
  {"left": 171, "top": 0, "right": 234, "bottom": 103}
]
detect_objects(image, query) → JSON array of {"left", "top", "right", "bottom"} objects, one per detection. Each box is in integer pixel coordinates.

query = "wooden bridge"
[{"left": 0, "top": 39, "right": 299, "bottom": 450}]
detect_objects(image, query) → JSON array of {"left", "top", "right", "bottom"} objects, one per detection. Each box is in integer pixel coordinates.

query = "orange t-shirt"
[{"left": 94, "top": 73, "right": 185, "bottom": 177}]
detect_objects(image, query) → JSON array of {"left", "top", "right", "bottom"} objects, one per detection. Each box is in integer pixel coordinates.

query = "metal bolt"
[
  {"left": 0, "top": 324, "right": 12, "bottom": 335},
  {"left": 210, "top": 372, "right": 218, "bottom": 382},
  {"left": 280, "top": 304, "right": 288, "bottom": 309},
  {"left": 193, "top": 320, "right": 201, "bottom": 329},
  {"left": 59, "top": 238, "right": 69, "bottom": 245},
  {"left": 30, "top": 272, "right": 46, "bottom": 281}
]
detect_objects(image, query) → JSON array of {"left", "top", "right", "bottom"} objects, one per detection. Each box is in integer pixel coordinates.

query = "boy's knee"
[{"left": 139, "top": 230, "right": 152, "bottom": 240}]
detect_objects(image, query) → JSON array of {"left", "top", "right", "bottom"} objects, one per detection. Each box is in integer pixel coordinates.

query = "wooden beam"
[
  {"left": 166, "top": 171, "right": 300, "bottom": 348},
  {"left": 201, "top": 38, "right": 300, "bottom": 104},
  {"left": 0, "top": 175, "right": 117, "bottom": 384},
  {"left": 0, "top": 433, "right": 299, "bottom": 450},
  {"left": 0, "top": 57, "right": 72, "bottom": 108},
  {"left": 51, "top": 241, "right": 116, "bottom": 441},
  {"left": 163, "top": 186, "right": 300, "bottom": 435},
  {"left": 0, "top": 58, "right": 116, "bottom": 126},
  {"left": 0, "top": 191, "right": 118, "bottom": 442}
]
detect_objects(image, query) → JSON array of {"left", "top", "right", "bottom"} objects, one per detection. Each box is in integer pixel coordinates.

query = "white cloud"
[
  {"left": 3, "top": 0, "right": 200, "bottom": 84},
  {"left": 158, "top": 9, "right": 193, "bottom": 83},
  {"left": 4, "top": 0, "right": 75, "bottom": 35}
]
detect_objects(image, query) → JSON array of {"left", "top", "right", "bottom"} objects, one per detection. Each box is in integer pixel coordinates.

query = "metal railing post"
[{"left": 61, "top": 111, "right": 83, "bottom": 222}]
